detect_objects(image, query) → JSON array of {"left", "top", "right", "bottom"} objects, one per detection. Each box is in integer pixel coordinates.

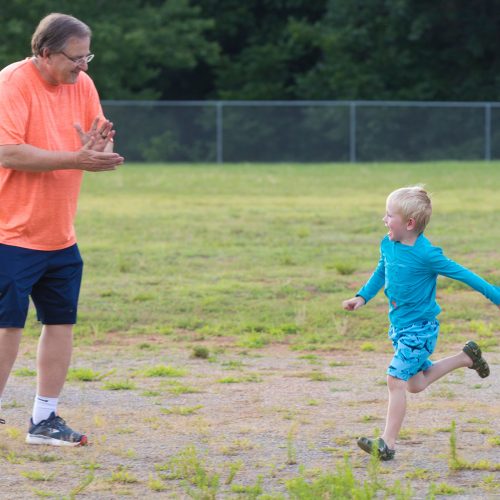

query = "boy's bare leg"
[
  {"left": 407, "top": 352, "right": 471, "bottom": 394},
  {"left": 382, "top": 351, "right": 474, "bottom": 448},
  {"left": 37, "top": 325, "right": 73, "bottom": 397},
  {"left": 0, "top": 328, "right": 22, "bottom": 397},
  {"left": 381, "top": 375, "right": 407, "bottom": 449}
]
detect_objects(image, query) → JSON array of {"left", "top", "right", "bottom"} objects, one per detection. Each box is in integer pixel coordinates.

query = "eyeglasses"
[{"left": 59, "top": 51, "right": 95, "bottom": 65}]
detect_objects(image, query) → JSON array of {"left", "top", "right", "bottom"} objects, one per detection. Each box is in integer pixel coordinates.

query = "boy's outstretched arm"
[
  {"left": 427, "top": 247, "right": 500, "bottom": 307},
  {"left": 342, "top": 296, "right": 366, "bottom": 311}
]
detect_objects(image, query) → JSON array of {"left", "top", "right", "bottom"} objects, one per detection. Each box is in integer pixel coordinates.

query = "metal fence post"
[
  {"left": 349, "top": 102, "right": 356, "bottom": 163},
  {"left": 484, "top": 103, "right": 491, "bottom": 161},
  {"left": 216, "top": 102, "right": 223, "bottom": 164},
  {"left": 102, "top": 99, "right": 495, "bottom": 163}
]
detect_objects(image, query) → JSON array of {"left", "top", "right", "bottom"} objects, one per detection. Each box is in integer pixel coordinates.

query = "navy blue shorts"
[{"left": 0, "top": 243, "right": 83, "bottom": 328}]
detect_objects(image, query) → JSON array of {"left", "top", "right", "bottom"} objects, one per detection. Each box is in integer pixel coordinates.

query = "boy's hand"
[{"left": 342, "top": 296, "right": 366, "bottom": 311}]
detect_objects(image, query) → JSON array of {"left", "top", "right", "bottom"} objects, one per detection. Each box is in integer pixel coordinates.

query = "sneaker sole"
[{"left": 26, "top": 434, "right": 88, "bottom": 447}]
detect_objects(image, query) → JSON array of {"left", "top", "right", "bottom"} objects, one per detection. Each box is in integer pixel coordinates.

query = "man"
[{"left": 0, "top": 13, "right": 124, "bottom": 446}]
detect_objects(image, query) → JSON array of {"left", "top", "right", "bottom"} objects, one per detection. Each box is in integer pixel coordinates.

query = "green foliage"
[
  {"left": 21, "top": 470, "right": 55, "bottom": 481},
  {"left": 160, "top": 405, "right": 203, "bottom": 415},
  {"left": 66, "top": 367, "right": 111, "bottom": 382},
  {"left": 110, "top": 465, "right": 138, "bottom": 483},
  {"left": 285, "top": 455, "right": 412, "bottom": 499},
  {"left": 102, "top": 380, "right": 136, "bottom": 391},
  {"left": 156, "top": 446, "right": 220, "bottom": 497},
  {"left": 0, "top": 0, "right": 219, "bottom": 100},
  {"left": 140, "top": 365, "right": 187, "bottom": 377},
  {"left": 231, "top": 476, "right": 263, "bottom": 496},
  {"left": 2, "top": 2, "right": 499, "bottom": 100},
  {"left": 449, "top": 420, "right": 500, "bottom": 471},
  {"left": 192, "top": 346, "right": 210, "bottom": 359},
  {"left": 13, "top": 368, "right": 36, "bottom": 377}
]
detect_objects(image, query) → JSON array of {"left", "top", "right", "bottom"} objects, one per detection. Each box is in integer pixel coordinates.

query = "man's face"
[{"left": 45, "top": 36, "right": 91, "bottom": 85}]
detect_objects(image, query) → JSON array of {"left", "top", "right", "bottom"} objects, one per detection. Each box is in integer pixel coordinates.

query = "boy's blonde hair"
[{"left": 387, "top": 186, "right": 432, "bottom": 234}]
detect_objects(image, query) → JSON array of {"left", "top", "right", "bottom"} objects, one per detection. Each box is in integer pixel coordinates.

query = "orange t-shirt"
[{"left": 0, "top": 58, "right": 104, "bottom": 250}]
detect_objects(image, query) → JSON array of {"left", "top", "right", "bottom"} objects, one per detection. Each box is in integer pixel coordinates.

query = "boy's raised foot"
[
  {"left": 463, "top": 340, "right": 490, "bottom": 378},
  {"left": 26, "top": 412, "right": 87, "bottom": 447},
  {"left": 357, "top": 436, "right": 395, "bottom": 461}
]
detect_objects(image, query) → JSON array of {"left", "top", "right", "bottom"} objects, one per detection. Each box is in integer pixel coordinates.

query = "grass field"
[
  {"left": 3, "top": 161, "right": 500, "bottom": 498},
  {"left": 23, "top": 161, "right": 500, "bottom": 348}
]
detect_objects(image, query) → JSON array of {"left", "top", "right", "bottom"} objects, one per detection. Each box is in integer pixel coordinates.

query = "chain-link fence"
[{"left": 102, "top": 100, "right": 500, "bottom": 163}]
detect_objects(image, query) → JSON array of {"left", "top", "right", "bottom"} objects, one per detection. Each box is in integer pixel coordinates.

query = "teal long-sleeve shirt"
[{"left": 357, "top": 234, "right": 500, "bottom": 328}]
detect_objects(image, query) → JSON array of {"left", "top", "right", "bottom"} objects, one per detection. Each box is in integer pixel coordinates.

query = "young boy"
[{"left": 342, "top": 186, "right": 500, "bottom": 461}]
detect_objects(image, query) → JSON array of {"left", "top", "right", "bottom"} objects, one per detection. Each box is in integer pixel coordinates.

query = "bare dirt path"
[{"left": 1, "top": 340, "right": 499, "bottom": 498}]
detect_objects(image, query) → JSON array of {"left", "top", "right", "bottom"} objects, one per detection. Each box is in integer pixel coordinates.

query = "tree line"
[{"left": 1, "top": 0, "right": 499, "bottom": 101}]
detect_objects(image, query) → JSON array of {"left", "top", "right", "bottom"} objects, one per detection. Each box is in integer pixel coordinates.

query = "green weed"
[
  {"left": 13, "top": 368, "right": 36, "bottom": 377},
  {"left": 218, "top": 374, "right": 262, "bottom": 383},
  {"left": 308, "top": 372, "right": 337, "bottom": 382},
  {"left": 31, "top": 489, "right": 54, "bottom": 498},
  {"left": 67, "top": 472, "right": 95, "bottom": 498},
  {"left": 429, "top": 482, "right": 463, "bottom": 495},
  {"left": 193, "top": 346, "right": 210, "bottom": 358},
  {"left": 2, "top": 399, "right": 23, "bottom": 409},
  {"left": 222, "top": 360, "right": 245, "bottom": 369},
  {"left": 141, "top": 389, "right": 161, "bottom": 397},
  {"left": 156, "top": 446, "right": 219, "bottom": 498},
  {"left": 21, "top": 470, "right": 55, "bottom": 481},
  {"left": 286, "top": 454, "right": 412, "bottom": 498},
  {"left": 66, "top": 367, "right": 112, "bottom": 381},
  {"left": 449, "top": 420, "right": 500, "bottom": 471},
  {"left": 161, "top": 405, "right": 203, "bottom": 416},
  {"left": 102, "top": 379, "right": 136, "bottom": 390},
  {"left": 165, "top": 382, "right": 200, "bottom": 395},
  {"left": 287, "top": 424, "right": 298, "bottom": 465},
  {"left": 405, "top": 468, "right": 433, "bottom": 480},
  {"left": 221, "top": 439, "right": 255, "bottom": 456},
  {"left": 360, "top": 342, "right": 376, "bottom": 352},
  {"left": 225, "top": 461, "right": 243, "bottom": 485},
  {"left": 141, "top": 365, "right": 187, "bottom": 377},
  {"left": 148, "top": 474, "right": 166, "bottom": 492},
  {"left": 110, "top": 466, "right": 138, "bottom": 483},
  {"left": 231, "top": 475, "right": 264, "bottom": 496},
  {"left": 332, "top": 262, "right": 357, "bottom": 275},
  {"left": 488, "top": 436, "right": 500, "bottom": 446}
]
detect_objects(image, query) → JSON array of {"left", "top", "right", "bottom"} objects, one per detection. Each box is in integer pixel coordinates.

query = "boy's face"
[{"left": 383, "top": 200, "right": 409, "bottom": 242}]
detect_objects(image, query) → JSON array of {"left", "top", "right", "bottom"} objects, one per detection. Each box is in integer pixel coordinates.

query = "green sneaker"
[
  {"left": 357, "top": 436, "right": 395, "bottom": 461},
  {"left": 463, "top": 340, "right": 489, "bottom": 378}
]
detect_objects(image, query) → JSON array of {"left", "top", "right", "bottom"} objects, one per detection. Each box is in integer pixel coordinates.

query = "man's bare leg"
[
  {"left": 36, "top": 324, "right": 73, "bottom": 397},
  {"left": 0, "top": 328, "right": 22, "bottom": 397}
]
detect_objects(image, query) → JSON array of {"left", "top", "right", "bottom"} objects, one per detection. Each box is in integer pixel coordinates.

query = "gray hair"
[{"left": 31, "top": 13, "right": 91, "bottom": 56}]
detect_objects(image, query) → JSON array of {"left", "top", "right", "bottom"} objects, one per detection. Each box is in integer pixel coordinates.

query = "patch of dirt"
[{"left": 1, "top": 340, "right": 499, "bottom": 498}]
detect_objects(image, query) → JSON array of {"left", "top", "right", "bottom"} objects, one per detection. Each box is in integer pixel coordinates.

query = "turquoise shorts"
[{"left": 386, "top": 320, "right": 439, "bottom": 381}]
